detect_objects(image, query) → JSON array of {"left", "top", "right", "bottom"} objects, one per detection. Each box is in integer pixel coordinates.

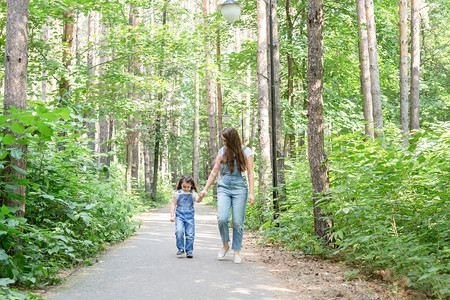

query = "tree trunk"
[
  {"left": 151, "top": 111, "right": 161, "bottom": 201},
  {"left": 269, "top": 0, "right": 285, "bottom": 217},
  {"left": 97, "top": 20, "right": 109, "bottom": 168},
  {"left": 285, "top": 0, "right": 296, "bottom": 157},
  {"left": 365, "top": 0, "right": 384, "bottom": 137},
  {"left": 356, "top": 0, "right": 374, "bottom": 140},
  {"left": 216, "top": 0, "right": 223, "bottom": 148},
  {"left": 203, "top": 0, "right": 217, "bottom": 171},
  {"left": 257, "top": 0, "right": 271, "bottom": 197},
  {"left": 127, "top": 5, "right": 141, "bottom": 190},
  {"left": 399, "top": 0, "right": 409, "bottom": 138},
  {"left": 59, "top": 9, "right": 74, "bottom": 102},
  {"left": 85, "top": 11, "right": 96, "bottom": 154},
  {"left": 42, "top": 22, "right": 48, "bottom": 102},
  {"left": 307, "top": 0, "right": 331, "bottom": 240},
  {"left": 193, "top": 71, "right": 200, "bottom": 184},
  {"left": 2, "top": 0, "right": 29, "bottom": 218},
  {"left": 144, "top": 128, "right": 153, "bottom": 197},
  {"left": 410, "top": 0, "right": 420, "bottom": 132}
]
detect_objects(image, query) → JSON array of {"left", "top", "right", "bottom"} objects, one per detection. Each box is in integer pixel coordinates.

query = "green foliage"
[
  {"left": 0, "top": 108, "right": 139, "bottom": 297},
  {"left": 327, "top": 126, "right": 449, "bottom": 297}
]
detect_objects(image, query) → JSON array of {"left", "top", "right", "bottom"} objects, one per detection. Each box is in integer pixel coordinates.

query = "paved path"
[{"left": 43, "top": 203, "right": 296, "bottom": 300}]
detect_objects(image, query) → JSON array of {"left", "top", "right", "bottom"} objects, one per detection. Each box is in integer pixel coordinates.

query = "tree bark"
[
  {"left": 203, "top": 0, "right": 217, "bottom": 172},
  {"left": 59, "top": 9, "right": 74, "bottom": 102},
  {"left": 399, "top": 0, "right": 409, "bottom": 138},
  {"left": 269, "top": 0, "right": 285, "bottom": 216},
  {"left": 127, "top": 5, "right": 141, "bottom": 190},
  {"left": 193, "top": 71, "right": 200, "bottom": 184},
  {"left": 410, "top": 0, "right": 420, "bottom": 132},
  {"left": 216, "top": 0, "right": 223, "bottom": 149},
  {"left": 285, "top": 0, "right": 296, "bottom": 157},
  {"left": 143, "top": 128, "right": 153, "bottom": 197},
  {"left": 2, "top": 0, "right": 29, "bottom": 218},
  {"left": 307, "top": 0, "right": 331, "bottom": 240},
  {"left": 85, "top": 11, "right": 97, "bottom": 154},
  {"left": 365, "top": 0, "right": 384, "bottom": 137},
  {"left": 257, "top": 0, "right": 271, "bottom": 197},
  {"left": 356, "top": 0, "right": 374, "bottom": 140}
]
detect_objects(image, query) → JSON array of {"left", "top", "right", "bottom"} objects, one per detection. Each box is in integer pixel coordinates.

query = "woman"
[{"left": 199, "top": 127, "right": 255, "bottom": 264}]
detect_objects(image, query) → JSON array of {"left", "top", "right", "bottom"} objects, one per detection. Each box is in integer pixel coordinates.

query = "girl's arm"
[
  {"left": 170, "top": 196, "right": 177, "bottom": 222},
  {"left": 199, "top": 155, "right": 221, "bottom": 198},
  {"left": 246, "top": 155, "right": 255, "bottom": 205}
]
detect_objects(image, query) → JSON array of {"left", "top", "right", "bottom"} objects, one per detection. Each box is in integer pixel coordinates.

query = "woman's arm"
[
  {"left": 246, "top": 155, "right": 255, "bottom": 205},
  {"left": 170, "top": 196, "right": 177, "bottom": 222},
  {"left": 199, "top": 155, "right": 222, "bottom": 197}
]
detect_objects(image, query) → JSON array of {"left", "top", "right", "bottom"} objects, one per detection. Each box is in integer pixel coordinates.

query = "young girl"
[{"left": 170, "top": 175, "right": 202, "bottom": 258}]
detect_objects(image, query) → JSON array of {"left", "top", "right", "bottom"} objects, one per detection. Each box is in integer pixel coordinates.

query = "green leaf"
[
  {"left": 0, "top": 206, "right": 11, "bottom": 216},
  {"left": 2, "top": 134, "right": 16, "bottom": 145},
  {"left": 407, "top": 144, "right": 417, "bottom": 152},
  {"left": 0, "top": 277, "right": 14, "bottom": 287},
  {"left": 55, "top": 107, "right": 71, "bottom": 120},
  {"left": 37, "top": 122, "right": 54, "bottom": 137},
  {"left": 9, "top": 148, "right": 23, "bottom": 159},
  {"left": 10, "top": 121, "right": 25, "bottom": 134},
  {"left": 41, "top": 112, "right": 60, "bottom": 122},
  {"left": 11, "top": 164, "right": 27, "bottom": 175},
  {"left": 36, "top": 106, "right": 48, "bottom": 114}
]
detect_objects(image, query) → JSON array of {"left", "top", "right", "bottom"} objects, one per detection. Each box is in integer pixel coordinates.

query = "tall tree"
[
  {"left": 399, "top": 0, "right": 409, "bottom": 137},
  {"left": 203, "top": 0, "right": 217, "bottom": 172},
  {"left": 269, "top": 0, "right": 285, "bottom": 216},
  {"left": 216, "top": 0, "right": 224, "bottom": 149},
  {"left": 2, "top": 0, "right": 30, "bottom": 218},
  {"left": 356, "top": 0, "right": 374, "bottom": 140},
  {"left": 410, "top": 0, "right": 421, "bottom": 132},
  {"left": 85, "top": 11, "right": 97, "bottom": 153},
  {"left": 126, "top": 5, "right": 141, "bottom": 191},
  {"left": 257, "top": 0, "right": 271, "bottom": 197},
  {"left": 193, "top": 70, "right": 200, "bottom": 184},
  {"left": 285, "top": 0, "right": 296, "bottom": 157},
  {"left": 365, "top": 0, "right": 384, "bottom": 137},
  {"left": 307, "top": 0, "right": 331, "bottom": 239},
  {"left": 59, "top": 9, "right": 74, "bottom": 102}
]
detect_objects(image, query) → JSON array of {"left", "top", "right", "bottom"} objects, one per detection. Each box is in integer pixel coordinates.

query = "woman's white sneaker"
[
  {"left": 233, "top": 255, "right": 242, "bottom": 264},
  {"left": 217, "top": 246, "right": 229, "bottom": 260}
]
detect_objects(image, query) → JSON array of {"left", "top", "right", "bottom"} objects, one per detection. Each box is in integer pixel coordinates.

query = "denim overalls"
[
  {"left": 175, "top": 190, "right": 195, "bottom": 254},
  {"left": 217, "top": 147, "right": 249, "bottom": 251}
]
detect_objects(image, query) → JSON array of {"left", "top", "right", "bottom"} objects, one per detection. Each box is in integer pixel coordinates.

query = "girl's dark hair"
[
  {"left": 221, "top": 127, "right": 247, "bottom": 174},
  {"left": 176, "top": 175, "right": 198, "bottom": 192}
]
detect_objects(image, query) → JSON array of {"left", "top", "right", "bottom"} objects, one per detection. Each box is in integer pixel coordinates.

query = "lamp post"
[{"left": 219, "top": 0, "right": 278, "bottom": 202}]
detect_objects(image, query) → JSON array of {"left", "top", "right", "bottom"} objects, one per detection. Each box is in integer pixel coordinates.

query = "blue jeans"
[
  {"left": 217, "top": 175, "right": 248, "bottom": 251},
  {"left": 175, "top": 210, "right": 195, "bottom": 254}
]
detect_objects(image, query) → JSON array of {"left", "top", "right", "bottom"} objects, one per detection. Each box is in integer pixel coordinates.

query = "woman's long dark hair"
[
  {"left": 176, "top": 175, "right": 198, "bottom": 192},
  {"left": 221, "top": 127, "right": 246, "bottom": 174}
]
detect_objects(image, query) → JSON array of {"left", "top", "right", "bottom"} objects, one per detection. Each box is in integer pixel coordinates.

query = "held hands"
[
  {"left": 199, "top": 190, "right": 208, "bottom": 199},
  {"left": 170, "top": 216, "right": 175, "bottom": 222}
]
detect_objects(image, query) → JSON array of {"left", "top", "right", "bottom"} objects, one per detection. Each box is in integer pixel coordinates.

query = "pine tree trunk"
[
  {"left": 257, "top": 0, "right": 271, "bottom": 197},
  {"left": 203, "top": 0, "right": 217, "bottom": 172},
  {"left": 285, "top": 0, "right": 296, "bottom": 157},
  {"left": 399, "top": 0, "right": 409, "bottom": 138},
  {"left": 365, "top": 0, "right": 384, "bottom": 137},
  {"left": 216, "top": 0, "right": 223, "bottom": 148},
  {"left": 193, "top": 71, "right": 200, "bottom": 184},
  {"left": 410, "top": 0, "right": 420, "bottom": 132},
  {"left": 59, "top": 9, "right": 74, "bottom": 102},
  {"left": 144, "top": 129, "right": 153, "bottom": 197},
  {"left": 307, "top": 0, "right": 331, "bottom": 240},
  {"left": 356, "top": 0, "right": 374, "bottom": 140},
  {"left": 2, "top": 0, "right": 29, "bottom": 218},
  {"left": 97, "top": 20, "right": 109, "bottom": 168},
  {"left": 269, "top": 0, "right": 285, "bottom": 216}
]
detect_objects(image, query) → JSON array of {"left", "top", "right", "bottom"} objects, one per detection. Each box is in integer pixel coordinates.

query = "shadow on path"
[{"left": 43, "top": 203, "right": 296, "bottom": 300}]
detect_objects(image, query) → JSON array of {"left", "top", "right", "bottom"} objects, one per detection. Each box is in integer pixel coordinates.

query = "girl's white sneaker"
[
  {"left": 233, "top": 255, "right": 242, "bottom": 264},
  {"left": 217, "top": 246, "right": 229, "bottom": 260}
]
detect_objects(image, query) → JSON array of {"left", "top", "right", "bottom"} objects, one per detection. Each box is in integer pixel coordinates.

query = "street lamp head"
[
  {"left": 218, "top": 0, "right": 243, "bottom": 23},
  {"left": 223, "top": 110, "right": 231, "bottom": 123}
]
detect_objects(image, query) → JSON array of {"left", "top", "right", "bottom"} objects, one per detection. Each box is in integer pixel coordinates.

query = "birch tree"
[
  {"left": 193, "top": 71, "right": 200, "bottom": 184},
  {"left": 399, "top": 0, "right": 409, "bottom": 136},
  {"left": 365, "top": 0, "right": 384, "bottom": 137},
  {"left": 356, "top": 0, "right": 374, "bottom": 139},
  {"left": 410, "top": 0, "right": 421, "bottom": 132}
]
